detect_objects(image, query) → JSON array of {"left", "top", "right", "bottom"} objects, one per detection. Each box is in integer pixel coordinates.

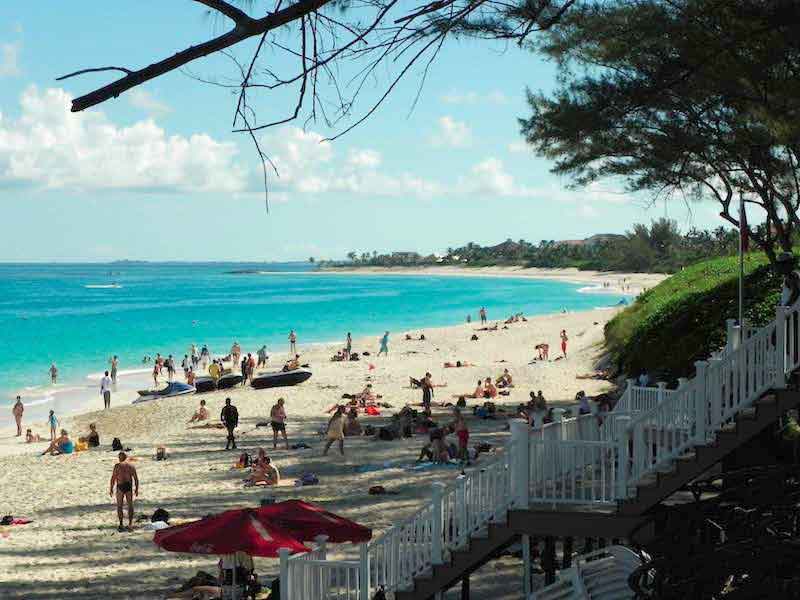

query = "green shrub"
[{"left": 605, "top": 253, "right": 783, "bottom": 382}]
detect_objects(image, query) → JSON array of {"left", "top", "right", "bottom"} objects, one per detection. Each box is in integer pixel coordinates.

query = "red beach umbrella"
[
  {"left": 259, "top": 500, "right": 372, "bottom": 544},
  {"left": 153, "top": 508, "right": 309, "bottom": 557}
]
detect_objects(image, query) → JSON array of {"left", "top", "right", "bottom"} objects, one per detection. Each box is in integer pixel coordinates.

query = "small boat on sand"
[
  {"left": 251, "top": 368, "right": 312, "bottom": 389},
  {"left": 193, "top": 376, "right": 217, "bottom": 393},
  {"left": 134, "top": 382, "right": 195, "bottom": 403},
  {"left": 217, "top": 373, "right": 244, "bottom": 389}
]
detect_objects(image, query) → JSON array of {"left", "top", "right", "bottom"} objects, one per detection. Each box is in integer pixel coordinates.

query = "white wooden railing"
[{"left": 285, "top": 300, "right": 800, "bottom": 600}]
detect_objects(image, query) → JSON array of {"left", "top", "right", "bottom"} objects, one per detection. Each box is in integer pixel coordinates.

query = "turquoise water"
[{"left": 0, "top": 262, "right": 624, "bottom": 413}]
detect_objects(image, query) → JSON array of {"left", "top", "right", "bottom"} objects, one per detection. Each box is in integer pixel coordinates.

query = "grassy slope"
[{"left": 605, "top": 253, "right": 783, "bottom": 382}]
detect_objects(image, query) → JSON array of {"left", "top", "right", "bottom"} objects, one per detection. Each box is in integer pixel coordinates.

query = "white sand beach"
[
  {"left": 319, "top": 265, "right": 666, "bottom": 296},
  {"left": 0, "top": 305, "right": 628, "bottom": 599}
]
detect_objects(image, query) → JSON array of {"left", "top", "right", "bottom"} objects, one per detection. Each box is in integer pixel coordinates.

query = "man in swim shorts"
[
  {"left": 270, "top": 398, "right": 289, "bottom": 450},
  {"left": 109, "top": 452, "right": 139, "bottom": 532}
]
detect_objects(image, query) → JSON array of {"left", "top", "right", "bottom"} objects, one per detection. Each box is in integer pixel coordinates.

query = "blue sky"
[{"left": 0, "top": 1, "right": 725, "bottom": 262}]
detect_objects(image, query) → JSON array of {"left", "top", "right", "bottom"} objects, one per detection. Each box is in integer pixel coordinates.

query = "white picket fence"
[{"left": 283, "top": 300, "right": 800, "bottom": 600}]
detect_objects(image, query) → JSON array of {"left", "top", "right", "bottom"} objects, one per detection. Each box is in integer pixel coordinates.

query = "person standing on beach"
[
  {"left": 323, "top": 406, "right": 345, "bottom": 456},
  {"left": 109, "top": 452, "right": 139, "bottom": 533},
  {"left": 257, "top": 345, "right": 268, "bottom": 368},
  {"left": 240, "top": 355, "right": 250, "bottom": 386},
  {"left": 100, "top": 370, "right": 113, "bottom": 409},
  {"left": 181, "top": 355, "right": 190, "bottom": 379},
  {"left": 345, "top": 333, "right": 352, "bottom": 359},
  {"left": 421, "top": 372, "right": 434, "bottom": 414},
  {"left": 49, "top": 363, "right": 58, "bottom": 384},
  {"left": 166, "top": 355, "right": 176, "bottom": 381},
  {"left": 560, "top": 330, "right": 569, "bottom": 359},
  {"left": 221, "top": 397, "right": 239, "bottom": 450},
  {"left": 48, "top": 409, "right": 59, "bottom": 441},
  {"left": 270, "top": 398, "right": 289, "bottom": 450},
  {"left": 479, "top": 307, "right": 487, "bottom": 324},
  {"left": 289, "top": 330, "right": 297, "bottom": 355},
  {"left": 231, "top": 342, "right": 241, "bottom": 369},
  {"left": 110, "top": 355, "right": 119, "bottom": 385},
  {"left": 378, "top": 332, "right": 389, "bottom": 356},
  {"left": 12, "top": 396, "right": 23, "bottom": 437}
]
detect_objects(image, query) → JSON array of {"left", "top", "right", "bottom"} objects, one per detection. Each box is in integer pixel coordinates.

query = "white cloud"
[
  {"left": 128, "top": 89, "right": 172, "bottom": 118},
  {"left": 466, "top": 157, "right": 525, "bottom": 196},
  {"left": 440, "top": 90, "right": 508, "bottom": 105},
  {"left": 507, "top": 140, "right": 528, "bottom": 154},
  {"left": 0, "top": 86, "right": 247, "bottom": 193},
  {"left": 430, "top": 116, "right": 472, "bottom": 148},
  {"left": 347, "top": 149, "right": 381, "bottom": 169},
  {"left": 0, "top": 42, "right": 20, "bottom": 77}
]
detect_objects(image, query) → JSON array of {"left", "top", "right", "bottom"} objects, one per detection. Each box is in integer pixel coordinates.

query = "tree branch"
[
  {"left": 190, "top": 0, "right": 255, "bottom": 24},
  {"left": 62, "top": 0, "right": 334, "bottom": 112},
  {"left": 56, "top": 66, "right": 133, "bottom": 81}
]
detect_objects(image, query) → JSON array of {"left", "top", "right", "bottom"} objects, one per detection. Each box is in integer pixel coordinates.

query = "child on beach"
[{"left": 48, "top": 410, "right": 59, "bottom": 440}]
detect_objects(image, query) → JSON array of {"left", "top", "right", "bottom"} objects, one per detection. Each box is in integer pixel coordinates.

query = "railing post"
[
  {"left": 657, "top": 381, "right": 666, "bottom": 405},
  {"left": 726, "top": 318, "right": 738, "bottom": 352},
  {"left": 431, "top": 482, "right": 445, "bottom": 566},
  {"left": 694, "top": 361, "right": 708, "bottom": 443},
  {"left": 624, "top": 378, "right": 635, "bottom": 411},
  {"left": 510, "top": 419, "right": 531, "bottom": 509},
  {"left": 616, "top": 416, "right": 631, "bottom": 499},
  {"left": 456, "top": 476, "right": 467, "bottom": 545},
  {"left": 776, "top": 305, "right": 788, "bottom": 389},
  {"left": 359, "top": 542, "right": 370, "bottom": 600},
  {"left": 279, "top": 548, "right": 290, "bottom": 600},
  {"left": 314, "top": 534, "right": 329, "bottom": 559}
]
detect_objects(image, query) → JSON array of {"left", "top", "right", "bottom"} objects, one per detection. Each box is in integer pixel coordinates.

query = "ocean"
[{"left": 0, "top": 262, "right": 625, "bottom": 423}]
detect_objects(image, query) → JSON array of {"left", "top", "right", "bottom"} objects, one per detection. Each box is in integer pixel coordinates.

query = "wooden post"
[
  {"left": 461, "top": 575, "right": 470, "bottom": 600},
  {"left": 510, "top": 419, "right": 531, "bottom": 508},
  {"left": 522, "top": 534, "right": 532, "bottom": 597},
  {"left": 431, "top": 482, "right": 445, "bottom": 566},
  {"left": 543, "top": 537, "right": 556, "bottom": 585},
  {"left": 562, "top": 537, "right": 574, "bottom": 569},
  {"left": 776, "top": 305, "right": 788, "bottom": 389},
  {"left": 278, "top": 548, "right": 290, "bottom": 600},
  {"left": 694, "top": 361, "right": 708, "bottom": 443},
  {"left": 359, "top": 543, "right": 370, "bottom": 600}
]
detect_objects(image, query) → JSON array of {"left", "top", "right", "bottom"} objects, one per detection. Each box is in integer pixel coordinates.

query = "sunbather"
[
  {"left": 187, "top": 399, "right": 209, "bottom": 423},
  {"left": 496, "top": 368, "right": 513, "bottom": 388},
  {"left": 25, "top": 429, "right": 42, "bottom": 443},
  {"left": 41, "top": 429, "right": 73, "bottom": 456},
  {"left": 247, "top": 456, "right": 280, "bottom": 485},
  {"left": 443, "top": 360, "right": 473, "bottom": 368}
]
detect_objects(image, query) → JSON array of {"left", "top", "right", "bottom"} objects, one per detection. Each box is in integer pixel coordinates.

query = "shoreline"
[
  {"left": 315, "top": 265, "right": 666, "bottom": 295},
  {"left": 1, "top": 268, "right": 650, "bottom": 424}
]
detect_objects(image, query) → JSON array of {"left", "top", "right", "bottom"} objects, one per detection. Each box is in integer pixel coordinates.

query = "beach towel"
[
  {"left": 0, "top": 516, "right": 31, "bottom": 526},
  {"left": 406, "top": 461, "right": 459, "bottom": 472},
  {"left": 365, "top": 406, "right": 380, "bottom": 416}
]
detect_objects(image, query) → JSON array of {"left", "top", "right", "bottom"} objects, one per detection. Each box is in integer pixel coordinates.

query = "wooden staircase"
[{"left": 619, "top": 387, "right": 800, "bottom": 515}]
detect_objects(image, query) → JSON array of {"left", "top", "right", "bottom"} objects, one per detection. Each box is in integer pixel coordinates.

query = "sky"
[{"left": 0, "top": 1, "right": 726, "bottom": 262}]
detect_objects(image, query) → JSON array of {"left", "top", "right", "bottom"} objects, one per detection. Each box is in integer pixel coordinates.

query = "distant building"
[{"left": 558, "top": 234, "right": 625, "bottom": 247}]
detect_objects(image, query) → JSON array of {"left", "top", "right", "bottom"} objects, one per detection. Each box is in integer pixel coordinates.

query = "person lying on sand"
[
  {"left": 25, "top": 429, "right": 42, "bottom": 443},
  {"left": 187, "top": 399, "right": 209, "bottom": 423},
  {"left": 41, "top": 429, "right": 73, "bottom": 456},
  {"left": 475, "top": 324, "right": 499, "bottom": 332},
  {"left": 452, "top": 380, "right": 484, "bottom": 400},
  {"left": 443, "top": 360, "right": 474, "bottom": 368}
]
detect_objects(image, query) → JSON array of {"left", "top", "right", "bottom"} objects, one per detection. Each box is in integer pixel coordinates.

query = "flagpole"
[{"left": 739, "top": 191, "right": 745, "bottom": 338}]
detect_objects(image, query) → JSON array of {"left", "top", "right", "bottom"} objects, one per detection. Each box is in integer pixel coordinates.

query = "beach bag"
[
  {"left": 299, "top": 472, "right": 319, "bottom": 486},
  {"left": 364, "top": 425, "right": 376, "bottom": 436},
  {"left": 369, "top": 485, "right": 387, "bottom": 495},
  {"left": 112, "top": 437, "right": 123, "bottom": 451},
  {"left": 456, "top": 397, "right": 466, "bottom": 408},
  {"left": 484, "top": 402, "right": 496, "bottom": 414},
  {"left": 378, "top": 427, "right": 396, "bottom": 441},
  {"left": 151, "top": 508, "right": 170, "bottom": 524},
  {"left": 155, "top": 446, "right": 167, "bottom": 461}
]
